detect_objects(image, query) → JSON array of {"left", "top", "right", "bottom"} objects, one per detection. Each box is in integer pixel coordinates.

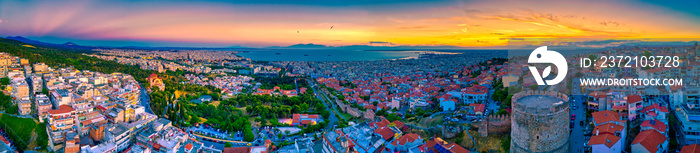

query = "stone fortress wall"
[
  {"left": 478, "top": 114, "right": 511, "bottom": 137},
  {"left": 510, "top": 90, "right": 570, "bottom": 153},
  {"left": 323, "top": 88, "right": 374, "bottom": 120}
]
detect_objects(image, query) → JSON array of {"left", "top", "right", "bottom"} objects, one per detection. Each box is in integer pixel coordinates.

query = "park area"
[{"left": 0, "top": 113, "right": 48, "bottom": 151}]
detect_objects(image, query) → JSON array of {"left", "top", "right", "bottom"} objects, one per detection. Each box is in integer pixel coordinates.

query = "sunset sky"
[{"left": 0, "top": 0, "right": 699, "bottom": 47}]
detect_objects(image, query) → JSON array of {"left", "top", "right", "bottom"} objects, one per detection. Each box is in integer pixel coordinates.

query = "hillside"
[
  {"left": 0, "top": 37, "right": 220, "bottom": 118},
  {"left": 0, "top": 38, "right": 154, "bottom": 82}
]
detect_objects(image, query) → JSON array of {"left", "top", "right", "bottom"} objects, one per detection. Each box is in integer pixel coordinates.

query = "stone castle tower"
[{"left": 510, "top": 90, "right": 570, "bottom": 153}]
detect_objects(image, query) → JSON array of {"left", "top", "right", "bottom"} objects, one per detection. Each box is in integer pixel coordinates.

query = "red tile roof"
[
  {"left": 594, "top": 123, "right": 625, "bottom": 135},
  {"left": 48, "top": 105, "right": 75, "bottom": 115},
  {"left": 301, "top": 120, "right": 312, "bottom": 125},
  {"left": 589, "top": 91, "right": 607, "bottom": 99},
  {"left": 642, "top": 103, "right": 669, "bottom": 113},
  {"left": 632, "top": 130, "right": 667, "bottom": 153},
  {"left": 364, "top": 105, "right": 377, "bottom": 110},
  {"left": 423, "top": 138, "right": 441, "bottom": 151},
  {"left": 373, "top": 126, "right": 395, "bottom": 141},
  {"left": 148, "top": 73, "right": 158, "bottom": 79},
  {"left": 308, "top": 114, "right": 320, "bottom": 119},
  {"left": 469, "top": 103, "right": 485, "bottom": 113},
  {"left": 627, "top": 94, "right": 643, "bottom": 103},
  {"left": 592, "top": 110, "right": 625, "bottom": 125},
  {"left": 444, "top": 143, "right": 469, "bottom": 153},
  {"left": 185, "top": 143, "right": 193, "bottom": 151},
  {"left": 641, "top": 119, "right": 667, "bottom": 133},
  {"left": 222, "top": 147, "right": 250, "bottom": 153},
  {"left": 0, "top": 136, "right": 10, "bottom": 145},
  {"left": 680, "top": 144, "right": 700, "bottom": 153},
  {"left": 372, "top": 119, "right": 391, "bottom": 128},
  {"left": 392, "top": 120, "right": 405, "bottom": 129},
  {"left": 589, "top": 133, "right": 621, "bottom": 148},
  {"left": 647, "top": 111, "right": 658, "bottom": 118},
  {"left": 391, "top": 133, "right": 421, "bottom": 146}
]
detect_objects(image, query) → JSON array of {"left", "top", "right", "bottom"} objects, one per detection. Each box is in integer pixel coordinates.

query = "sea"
[{"left": 233, "top": 49, "right": 504, "bottom": 61}]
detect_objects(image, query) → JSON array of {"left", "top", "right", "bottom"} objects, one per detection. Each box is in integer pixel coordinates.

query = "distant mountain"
[
  {"left": 62, "top": 42, "right": 78, "bottom": 46},
  {"left": 4, "top": 36, "right": 98, "bottom": 50},
  {"left": 265, "top": 43, "right": 328, "bottom": 49},
  {"left": 340, "top": 45, "right": 468, "bottom": 50},
  {"left": 264, "top": 43, "right": 473, "bottom": 50},
  {"left": 4, "top": 38, "right": 475, "bottom": 50},
  {"left": 5, "top": 36, "right": 697, "bottom": 51},
  {"left": 5, "top": 36, "right": 52, "bottom": 46},
  {"left": 3, "top": 36, "right": 252, "bottom": 51}
]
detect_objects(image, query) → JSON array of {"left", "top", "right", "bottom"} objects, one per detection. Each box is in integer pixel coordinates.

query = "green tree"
[
  {"left": 386, "top": 113, "right": 401, "bottom": 122},
  {"left": 271, "top": 117, "right": 279, "bottom": 126},
  {"left": 42, "top": 87, "right": 49, "bottom": 95},
  {"left": 0, "top": 77, "right": 8, "bottom": 85},
  {"left": 501, "top": 136, "right": 511, "bottom": 152},
  {"left": 244, "top": 127, "right": 255, "bottom": 141},
  {"left": 322, "top": 110, "right": 330, "bottom": 119},
  {"left": 529, "top": 84, "right": 538, "bottom": 90},
  {"left": 190, "top": 114, "right": 201, "bottom": 124},
  {"left": 260, "top": 119, "right": 268, "bottom": 126},
  {"left": 496, "top": 109, "right": 509, "bottom": 115}
]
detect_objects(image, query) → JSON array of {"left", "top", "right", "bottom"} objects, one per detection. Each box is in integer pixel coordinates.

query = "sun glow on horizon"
[{"left": 0, "top": 0, "right": 699, "bottom": 47}]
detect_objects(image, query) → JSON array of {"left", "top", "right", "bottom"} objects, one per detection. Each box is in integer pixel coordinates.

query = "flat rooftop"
[{"left": 516, "top": 95, "right": 564, "bottom": 108}]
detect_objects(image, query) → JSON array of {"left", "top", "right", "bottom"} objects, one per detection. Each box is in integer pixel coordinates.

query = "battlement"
[
  {"left": 478, "top": 114, "right": 512, "bottom": 137},
  {"left": 512, "top": 90, "right": 569, "bottom": 115},
  {"left": 510, "top": 90, "right": 570, "bottom": 153}
]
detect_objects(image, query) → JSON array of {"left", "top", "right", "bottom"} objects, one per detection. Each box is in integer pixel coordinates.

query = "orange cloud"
[{"left": 1, "top": 0, "right": 699, "bottom": 47}]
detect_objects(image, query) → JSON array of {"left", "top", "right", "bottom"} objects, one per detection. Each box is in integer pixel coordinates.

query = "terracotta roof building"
[
  {"left": 680, "top": 144, "right": 700, "bottom": 153},
  {"left": 592, "top": 110, "right": 626, "bottom": 126},
  {"left": 589, "top": 133, "right": 622, "bottom": 153},
  {"left": 631, "top": 130, "right": 668, "bottom": 153},
  {"left": 641, "top": 119, "right": 667, "bottom": 135}
]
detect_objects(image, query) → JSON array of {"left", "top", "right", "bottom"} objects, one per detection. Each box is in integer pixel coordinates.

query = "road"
[
  {"left": 308, "top": 80, "right": 341, "bottom": 131},
  {"left": 190, "top": 130, "right": 248, "bottom": 150},
  {"left": 316, "top": 86, "right": 346, "bottom": 121},
  {"left": 569, "top": 79, "right": 587, "bottom": 153},
  {"left": 669, "top": 101, "right": 685, "bottom": 148},
  {"left": 198, "top": 138, "right": 227, "bottom": 150},
  {"left": 188, "top": 126, "right": 235, "bottom": 140},
  {"left": 485, "top": 89, "right": 499, "bottom": 115},
  {"left": 139, "top": 83, "right": 154, "bottom": 114}
]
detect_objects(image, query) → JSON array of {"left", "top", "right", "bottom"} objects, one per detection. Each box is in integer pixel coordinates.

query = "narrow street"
[
  {"left": 139, "top": 83, "right": 154, "bottom": 114},
  {"left": 308, "top": 80, "right": 342, "bottom": 131},
  {"left": 570, "top": 79, "right": 587, "bottom": 153}
]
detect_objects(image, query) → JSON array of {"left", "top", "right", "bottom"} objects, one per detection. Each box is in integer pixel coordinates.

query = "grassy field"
[
  {"left": 210, "top": 101, "right": 221, "bottom": 107},
  {"left": 339, "top": 112, "right": 353, "bottom": 120},
  {"left": 174, "top": 90, "right": 190, "bottom": 100},
  {"left": 0, "top": 113, "right": 48, "bottom": 151},
  {"left": 34, "top": 122, "right": 49, "bottom": 150},
  {"left": 198, "top": 117, "right": 208, "bottom": 124},
  {"left": 410, "top": 114, "right": 444, "bottom": 127},
  {"left": 469, "top": 129, "right": 508, "bottom": 153}
]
